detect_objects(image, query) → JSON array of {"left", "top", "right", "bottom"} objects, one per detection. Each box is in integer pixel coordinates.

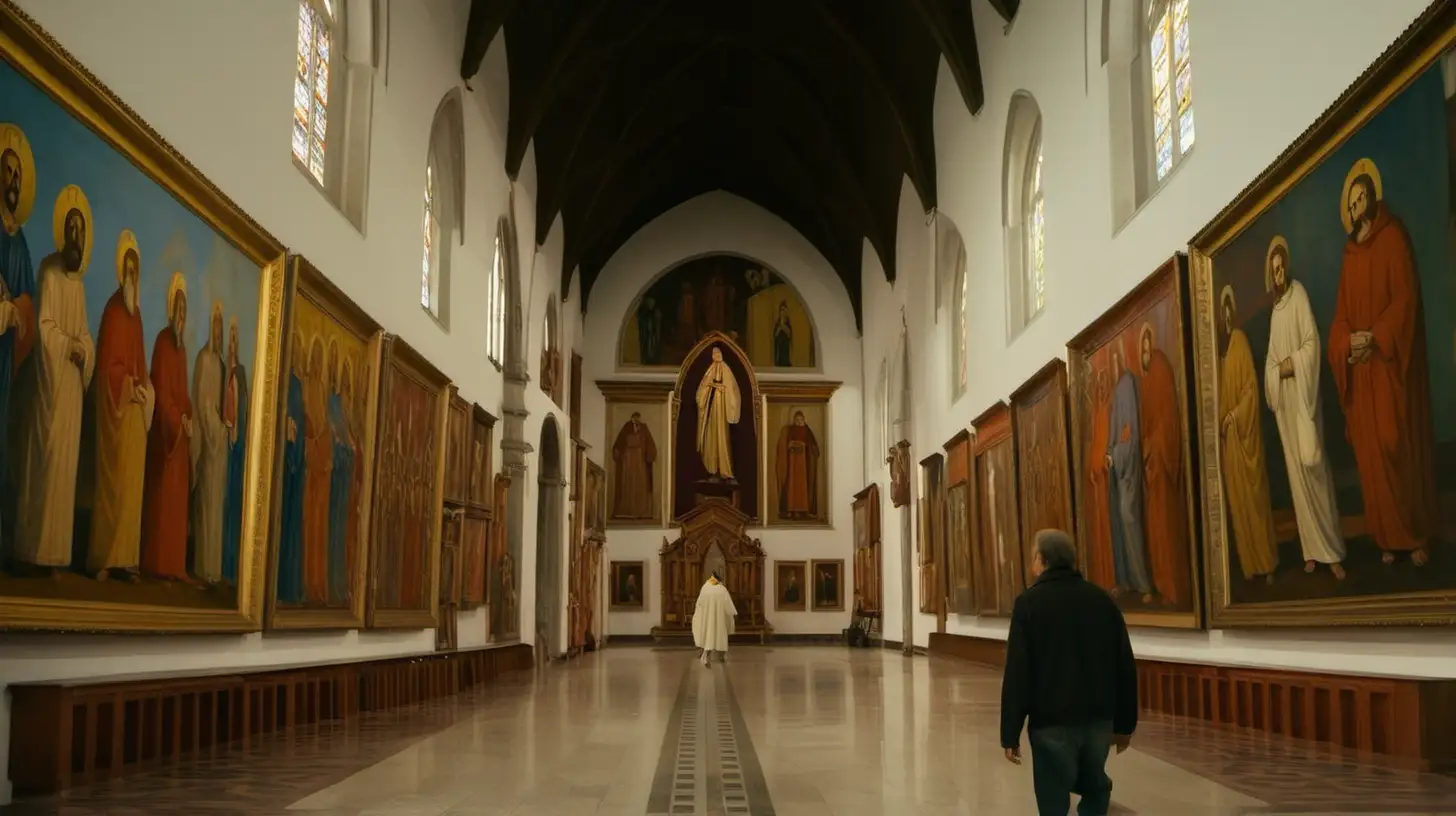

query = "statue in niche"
[{"left": 695, "top": 347, "right": 741, "bottom": 482}]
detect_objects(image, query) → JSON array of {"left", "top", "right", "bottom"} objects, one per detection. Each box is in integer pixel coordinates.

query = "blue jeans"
[{"left": 1028, "top": 721, "right": 1114, "bottom": 816}]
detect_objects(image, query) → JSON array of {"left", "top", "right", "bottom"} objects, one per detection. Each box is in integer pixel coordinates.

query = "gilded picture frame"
[
  {"left": 1010, "top": 359, "right": 1076, "bottom": 580},
  {"left": 810, "top": 558, "right": 845, "bottom": 611},
  {"left": 668, "top": 331, "right": 763, "bottom": 523},
  {"left": 761, "top": 381, "right": 841, "bottom": 528},
  {"left": 265, "top": 256, "right": 383, "bottom": 631},
  {"left": 365, "top": 335, "right": 450, "bottom": 629},
  {"left": 0, "top": 3, "right": 286, "bottom": 632},
  {"left": 1189, "top": 1, "right": 1456, "bottom": 627},
  {"left": 970, "top": 402, "right": 1023, "bottom": 618},
  {"left": 610, "top": 560, "right": 646, "bottom": 610},
  {"left": 599, "top": 380, "right": 673, "bottom": 529}
]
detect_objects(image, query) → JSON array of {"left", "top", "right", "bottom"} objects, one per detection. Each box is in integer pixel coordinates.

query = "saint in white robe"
[
  {"left": 13, "top": 262, "right": 94, "bottom": 566},
  {"left": 190, "top": 342, "right": 228, "bottom": 582},
  {"left": 695, "top": 357, "right": 741, "bottom": 479},
  {"left": 1264, "top": 280, "right": 1345, "bottom": 564},
  {"left": 692, "top": 579, "right": 737, "bottom": 655}
]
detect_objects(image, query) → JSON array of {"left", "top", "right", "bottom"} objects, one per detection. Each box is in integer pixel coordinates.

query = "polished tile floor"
[{"left": 6, "top": 646, "right": 1456, "bottom": 815}]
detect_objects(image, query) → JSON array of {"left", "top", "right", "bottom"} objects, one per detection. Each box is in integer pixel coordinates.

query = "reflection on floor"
[{"left": 5, "top": 647, "right": 1456, "bottom": 815}]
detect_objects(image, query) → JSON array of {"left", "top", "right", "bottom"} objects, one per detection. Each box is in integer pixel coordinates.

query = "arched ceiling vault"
[{"left": 461, "top": 0, "right": 1018, "bottom": 329}]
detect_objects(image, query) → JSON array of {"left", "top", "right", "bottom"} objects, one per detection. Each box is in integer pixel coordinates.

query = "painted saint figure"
[
  {"left": 327, "top": 342, "right": 355, "bottom": 604},
  {"left": 772, "top": 300, "right": 793, "bottom": 366},
  {"left": 775, "top": 410, "right": 820, "bottom": 519},
  {"left": 1263, "top": 236, "right": 1346, "bottom": 577},
  {"left": 0, "top": 124, "right": 37, "bottom": 545},
  {"left": 302, "top": 336, "right": 333, "bottom": 602},
  {"left": 221, "top": 317, "right": 249, "bottom": 585},
  {"left": 1326, "top": 161, "right": 1438, "bottom": 567},
  {"left": 782, "top": 569, "right": 801, "bottom": 604},
  {"left": 88, "top": 230, "right": 154, "bottom": 579},
  {"left": 141, "top": 272, "right": 195, "bottom": 581},
  {"left": 703, "top": 270, "right": 733, "bottom": 332},
  {"left": 1218, "top": 287, "right": 1279, "bottom": 582},
  {"left": 190, "top": 301, "right": 228, "bottom": 583},
  {"left": 1136, "top": 323, "right": 1191, "bottom": 607},
  {"left": 636, "top": 296, "right": 662, "bottom": 365},
  {"left": 695, "top": 347, "right": 741, "bottom": 481},
  {"left": 276, "top": 331, "right": 308, "bottom": 603},
  {"left": 1104, "top": 341, "right": 1154, "bottom": 598},
  {"left": 1082, "top": 365, "right": 1115, "bottom": 589},
  {"left": 676, "top": 281, "right": 698, "bottom": 348},
  {"left": 611, "top": 411, "right": 657, "bottom": 519},
  {"left": 13, "top": 185, "right": 96, "bottom": 571}
]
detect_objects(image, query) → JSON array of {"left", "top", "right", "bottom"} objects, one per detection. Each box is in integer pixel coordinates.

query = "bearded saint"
[
  {"left": 190, "top": 302, "right": 228, "bottom": 583},
  {"left": 775, "top": 410, "right": 820, "bottom": 519},
  {"left": 1137, "top": 324, "right": 1191, "bottom": 607},
  {"left": 695, "top": 346, "right": 740, "bottom": 481},
  {"left": 13, "top": 189, "right": 96, "bottom": 570},
  {"left": 1327, "top": 165, "right": 1438, "bottom": 566},
  {"left": 142, "top": 273, "right": 195, "bottom": 581},
  {"left": 0, "top": 126, "right": 37, "bottom": 536},
  {"left": 611, "top": 411, "right": 657, "bottom": 519},
  {"left": 1218, "top": 287, "right": 1279, "bottom": 581},
  {"left": 88, "top": 232, "right": 155, "bottom": 578},
  {"left": 1105, "top": 341, "right": 1153, "bottom": 598}
]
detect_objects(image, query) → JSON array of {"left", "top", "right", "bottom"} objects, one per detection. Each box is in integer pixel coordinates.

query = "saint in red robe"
[
  {"left": 775, "top": 420, "right": 820, "bottom": 518},
  {"left": 141, "top": 327, "right": 192, "bottom": 579},
  {"left": 1084, "top": 379, "right": 1114, "bottom": 589},
  {"left": 1139, "top": 347, "right": 1190, "bottom": 606},
  {"left": 1327, "top": 202, "right": 1438, "bottom": 554}
]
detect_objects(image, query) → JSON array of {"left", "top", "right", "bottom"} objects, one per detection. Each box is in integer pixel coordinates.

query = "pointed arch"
[
  {"left": 934, "top": 214, "right": 968, "bottom": 401},
  {"left": 1002, "top": 90, "right": 1045, "bottom": 339},
  {"left": 421, "top": 88, "right": 466, "bottom": 325}
]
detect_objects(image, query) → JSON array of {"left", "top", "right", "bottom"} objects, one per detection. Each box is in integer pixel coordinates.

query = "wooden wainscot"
[
  {"left": 651, "top": 499, "right": 772, "bottom": 644},
  {"left": 928, "top": 633, "right": 1456, "bottom": 772}
]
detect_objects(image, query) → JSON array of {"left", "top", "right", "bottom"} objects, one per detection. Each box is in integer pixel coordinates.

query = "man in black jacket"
[{"left": 1001, "top": 529, "right": 1138, "bottom": 816}]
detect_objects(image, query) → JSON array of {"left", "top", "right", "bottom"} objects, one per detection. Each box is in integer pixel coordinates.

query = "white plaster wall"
[
  {"left": 860, "top": 0, "right": 1456, "bottom": 673},
  {"left": 0, "top": 0, "right": 562, "bottom": 800},
  {"left": 581, "top": 193, "right": 864, "bottom": 637}
]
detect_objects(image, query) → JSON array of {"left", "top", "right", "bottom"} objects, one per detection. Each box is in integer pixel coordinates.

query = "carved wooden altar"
[{"left": 651, "top": 499, "right": 772, "bottom": 644}]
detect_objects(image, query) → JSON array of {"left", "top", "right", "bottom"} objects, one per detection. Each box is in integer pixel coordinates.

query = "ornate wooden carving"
[
  {"left": 652, "top": 500, "right": 771, "bottom": 642},
  {"left": 887, "top": 440, "right": 911, "bottom": 508}
]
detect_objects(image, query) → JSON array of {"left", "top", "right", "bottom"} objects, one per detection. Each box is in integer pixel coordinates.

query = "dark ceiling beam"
[
  {"left": 459, "top": 0, "right": 518, "bottom": 84},
  {"left": 908, "top": 0, "right": 986, "bottom": 115},
  {"left": 986, "top": 0, "right": 1020, "bottom": 24}
]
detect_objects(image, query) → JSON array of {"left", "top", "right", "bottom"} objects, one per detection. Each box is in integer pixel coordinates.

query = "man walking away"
[
  {"left": 1001, "top": 529, "right": 1138, "bottom": 816},
  {"left": 693, "top": 570, "right": 737, "bottom": 667}
]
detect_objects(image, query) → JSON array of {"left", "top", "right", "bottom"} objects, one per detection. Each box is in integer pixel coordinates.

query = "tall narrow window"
[
  {"left": 421, "top": 90, "right": 464, "bottom": 328},
  {"left": 420, "top": 164, "right": 437, "bottom": 312},
  {"left": 1024, "top": 128, "right": 1046, "bottom": 318},
  {"left": 1149, "top": 0, "right": 1194, "bottom": 181},
  {"left": 957, "top": 264, "right": 968, "bottom": 391},
  {"left": 292, "top": 0, "right": 334, "bottom": 184},
  {"left": 487, "top": 229, "right": 507, "bottom": 367}
]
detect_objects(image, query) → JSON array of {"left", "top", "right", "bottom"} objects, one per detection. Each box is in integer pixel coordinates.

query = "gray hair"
[{"left": 1034, "top": 529, "right": 1078, "bottom": 571}]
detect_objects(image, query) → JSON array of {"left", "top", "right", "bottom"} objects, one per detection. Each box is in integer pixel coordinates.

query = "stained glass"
[
  {"left": 291, "top": 120, "right": 308, "bottom": 163},
  {"left": 1176, "top": 63, "right": 1192, "bottom": 115},
  {"left": 1031, "top": 198, "right": 1045, "bottom": 311},
  {"left": 1150, "top": 21, "right": 1167, "bottom": 69},
  {"left": 292, "top": 1, "right": 332, "bottom": 184},
  {"left": 322, "top": 0, "right": 333, "bottom": 16},
  {"left": 1174, "top": 19, "right": 1190, "bottom": 65},
  {"left": 1153, "top": 88, "right": 1171, "bottom": 141},
  {"left": 1155, "top": 129, "right": 1173, "bottom": 179}
]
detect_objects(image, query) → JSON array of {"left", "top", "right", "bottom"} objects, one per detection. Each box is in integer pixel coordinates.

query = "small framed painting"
[
  {"left": 610, "top": 561, "right": 645, "bottom": 610},
  {"left": 774, "top": 560, "right": 807, "bottom": 612},
  {"left": 810, "top": 559, "right": 845, "bottom": 611}
]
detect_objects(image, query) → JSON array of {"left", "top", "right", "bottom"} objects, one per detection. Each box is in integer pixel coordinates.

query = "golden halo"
[
  {"left": 1340, "top": 157, "right": 1383, "bottom": 235},
  {"left": 114, "top": 229, "right": 139, "bottom": 285},
  {"left": 166, "top": 270, "right": 187, "bottom": 318},
  {"left": 1264, "top": 234, "right": 1289, "bottom": 292},
  {"left": 0, "top": 124, "right": 36, "bottom": 227},
  {"left": 52, "top": 184, "right": 94, "bottom": 275}
]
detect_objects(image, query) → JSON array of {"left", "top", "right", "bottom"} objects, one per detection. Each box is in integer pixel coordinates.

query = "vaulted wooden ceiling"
[{"left": 460, "top": 0, "right": 1017, "bottom": 328}]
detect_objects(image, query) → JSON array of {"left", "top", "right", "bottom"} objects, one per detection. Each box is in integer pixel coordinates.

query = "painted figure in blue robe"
[
  {"left": 772, "top": 301, "right": 792, "bottom": 367},
  {"left": 276, "top": 336, "right": 307, "bottom": 603},
  {"left": 326, "top": 354, "right": 355, "bottom": 605},
  {"left": 221, "top": 318, "right": 249, "bottom": 584},
  {"left": 0, "top": 125, "right": 38, "bottom": 545},
  {"left": 1104, "top": 343, "right": 1153, "bottom": 596}
]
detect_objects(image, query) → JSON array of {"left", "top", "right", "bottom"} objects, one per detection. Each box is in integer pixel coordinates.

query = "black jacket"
[{"left": 999, "top": 566, "right": 1137, "bottom": 749}]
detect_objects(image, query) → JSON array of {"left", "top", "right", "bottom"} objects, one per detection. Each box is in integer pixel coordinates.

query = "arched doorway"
[{"left": 534, "top": 417, "right": 565, "bottom": 659}]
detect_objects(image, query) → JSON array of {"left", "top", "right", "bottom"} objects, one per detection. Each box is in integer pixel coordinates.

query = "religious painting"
[
  {"left": 600, "top": 381, "right": 671, "bottom": 527},
  {"left": 267, "top": 257, "right": 383, "bottom": 630},
  {"left": 1011, "top": 359, "right": 1076, "bottom": 586},
  {"left": 1068, "top": 257, "right": 1201, "bottom": 629},
  {"left": 487, "top": 473, "right": 516, "bottom": 640},
  {"left": 1190, "top": 6, "right": 1456, "bottom": 627},
  {"left": 811, "top": 559, "right": 844, "bottom": 611},
  {"left": 971, "top": 403, "right": 1024, "bottom": 618},
  {"left": 888, "top": 440, "right": 911, "bottom": 508},
  {"left": 366, "top": 336, "right": 449, "bottom": 629},
  {"left": 467, "top": 404, "right": 496, "bottom": 509},
  {"left": 619, "top": 254, "right": 817, "bottom": 370},
  {"left": 610, "top": 560, "right": 645, "bottom": 609},
  {"left": 459, "top": 513, "right": 489, "bottom": 608},
  {"left": 670, "top": 332, "right": 761, "bottom": 521},
  {"left": 775, "top": 560, "right": 807, "bottom": 611},
  {"left": 0, "top": 6, "right": 287, "bottom": 632},
  {"left": 943, "top": 430, "right": 974, "bottom": 615},
  {"left": 917, "top": 452, "right": 945, "bottom": 617},
  {"left": 852, "top": 483, "right": 882, "bottom": 615},
  {"left": 443, "top": 391, "right": 470, "bottom": 505},
  {"left": 585, "top": 459, "right": 606, "bottom": 535},
  {"left": 762, "top": 382, "right": 839, "bottom": 527}
]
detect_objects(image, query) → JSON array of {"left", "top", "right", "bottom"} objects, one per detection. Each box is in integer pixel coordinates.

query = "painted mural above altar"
[{"left": 618, "top": 254, "right": 816, "bottom": 370}]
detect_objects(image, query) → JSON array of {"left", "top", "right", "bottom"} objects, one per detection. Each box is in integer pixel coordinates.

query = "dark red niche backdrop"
[{"left": 673, "top": 336, "right": 760, "bottom": 521}]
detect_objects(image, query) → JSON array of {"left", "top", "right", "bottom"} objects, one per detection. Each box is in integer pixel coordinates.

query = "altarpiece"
[{"left": 651, "top": 500, "right": 772, "bottom": 643}]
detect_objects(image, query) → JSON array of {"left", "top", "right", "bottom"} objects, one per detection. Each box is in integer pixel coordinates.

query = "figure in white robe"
[
  {"left": 190, "top": 305, "right": 228, "bottom": 583},
  {"left": 12, "top": 191, "right": 95, "bottom": 569},
  {"left": 693, "top": 572, "right": 737, "bottom": 667},
  {"left": 1263, "top": 240, "right": 1346, "bottom": 576},
  {"left": 695, "top": 347, "right": 741, "bottom": 480}
]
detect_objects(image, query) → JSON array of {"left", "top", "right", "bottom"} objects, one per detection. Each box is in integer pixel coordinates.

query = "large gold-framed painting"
[
  {"left": 1190, "top": 3, "right": 1456, "bottom": 627},
  {"left": 762, "top": 382, "right": 839, "bottom": 527},
  {"left": 1011, "top": 359, "right": 1076, "bottom": 585},
  {"left": 971, "top": 403, "right": 1023, "bottom": 617},
  {"left": 366, "top": 336, "right": 449, "bottom": 629},
  {"left": 267, "top": 257, "right": 383, "bottom": 630},
  {"left": 0, "top": 5, "right": 286, "bottom": 631},
  {"left": 599, "top": 380, "right": 671, "bottom": 528},
  {"left": 1068, "top": 256, "right": 1201, "bottom": 629},
  {"left": 943, "top": 430, "right": 974, "bottom": 614}
]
